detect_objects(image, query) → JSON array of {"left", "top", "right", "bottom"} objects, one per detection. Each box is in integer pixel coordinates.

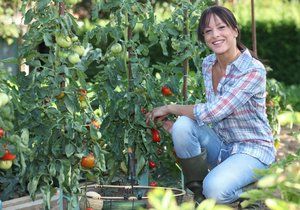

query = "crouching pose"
[{"left": 146, "top": 5, "right": 275, "bottom": 204}]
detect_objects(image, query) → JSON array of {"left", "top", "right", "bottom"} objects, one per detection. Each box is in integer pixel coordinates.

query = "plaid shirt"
[{"left": 194, "top": 49, "right": 276, "bottom": 165}]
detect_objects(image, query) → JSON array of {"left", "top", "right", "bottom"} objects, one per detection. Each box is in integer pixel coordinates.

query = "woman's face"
[{"left": 203, "top": 14, "right": 238, "bottom": 55}]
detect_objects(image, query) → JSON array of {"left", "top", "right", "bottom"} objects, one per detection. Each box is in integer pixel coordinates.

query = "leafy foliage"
[
  {"left": 146, "top": 187, "right": 233, "bottom": 210},
  {"left": 266, "top": 78, "right": 287, "bottom": 148},
  {"left": 0, "top": 0, "right": 20, "bottom": 45},
  {"left": 240, "top": 149, "right": 300, "bottom": 210},
  {"left": 0, "top": 65, "right": 29, "bottom": 200},
  {"left": 88, "top": 0, "right": 208, "bottom": 186},
  {"left": 15, "top": 0, "right": 106, "bottom": 208}
]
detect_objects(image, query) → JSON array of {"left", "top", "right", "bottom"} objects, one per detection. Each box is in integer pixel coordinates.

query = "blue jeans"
[{"left": 171, "top": 116, "right": 268, "bottom": 204}]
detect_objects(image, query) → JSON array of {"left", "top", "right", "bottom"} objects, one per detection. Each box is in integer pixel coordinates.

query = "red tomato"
[
  {"left": 86, "top": 208, "right": 94, "bottom": 210},
  {"left": 79, "top": 88, "right": 87, "bottom": 96},
  {"left": 141, "top": 107, "right": 147, "bottom": 114},
  {"left": 151, "top": 129, "right": 160, "bottom": 142},
  {"left": 149, "top": 160, "right": 156, "bottom": 169},
  {"left": 81, "top": 153, "right": 95, "bottom": 169},
  {"left": 149, "top": 181, "right": 158, "bottom": 187},
  {"left": 161, "top": 85, "right": 172, "bottom": 96},
  {"left": 0, "top": 150, "right": 16, "bottom": 160},
  {"left": 91, "top": 120, "right": 101, "bottom": 129},
  {"left": 0, "top": 128, "right": 4, "bottom": 138}
]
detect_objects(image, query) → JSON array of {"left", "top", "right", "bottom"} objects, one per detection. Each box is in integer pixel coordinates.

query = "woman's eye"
[
  {"left": 218, "top": 26, "right": 226, "bottom": 29},
  {"left": 204, "top": 30, "right": 212, "bottom": 34}
]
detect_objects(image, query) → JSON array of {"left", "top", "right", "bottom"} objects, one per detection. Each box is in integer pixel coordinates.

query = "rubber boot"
[{"left": 178, "top": 149, "right": 208, "bottom": 204}]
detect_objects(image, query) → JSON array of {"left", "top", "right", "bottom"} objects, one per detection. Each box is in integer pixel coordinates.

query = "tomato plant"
[
  {"left": 0, "top": 68, "right": 29, "bottom": 201},
  {"left": 88, "top": 0, "right": 208, "bottom": 189},
  {"left": 16, "top": 1, "right": 105, "bottom": 208}
]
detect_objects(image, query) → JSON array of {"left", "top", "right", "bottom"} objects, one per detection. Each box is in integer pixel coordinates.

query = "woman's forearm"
[{"left": 166, "top": 104, "right": 195, "bottom": 119}]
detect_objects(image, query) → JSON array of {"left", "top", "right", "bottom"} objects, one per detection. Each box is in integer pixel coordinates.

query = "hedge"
[{"left": 240, "top": 21, "right": 300, "bottom": 85}]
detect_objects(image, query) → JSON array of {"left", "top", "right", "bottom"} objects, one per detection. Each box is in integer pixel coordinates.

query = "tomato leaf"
[
  {"left": 43, "top": 33, "right": 53, "bottom": 47},
  {"left": 64, "top": 95, "right": 77, "bottom": 114},
  {"left": 24, "top": 9, "right": 34, "bottom": 24},
  {"left": 28, "top": 175, "right": 41, "bottom": 197},
  {"left": 65, "top": 143, "right": 75, "bottom": 157},
  {"left": 20, "top": 128, "right": 30, "bottom": 147},
  {"left": 58, "top": 164, "right": 65, "bottom": 184}
]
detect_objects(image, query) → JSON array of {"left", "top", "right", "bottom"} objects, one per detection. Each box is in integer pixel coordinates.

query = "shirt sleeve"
[{"left": 194, "top": 68, "right": 265, "bottom": 125}]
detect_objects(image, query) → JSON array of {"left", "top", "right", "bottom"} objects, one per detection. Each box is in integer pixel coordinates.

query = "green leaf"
[
  {"left": 58, "top": 163, "right": 65, "bottom": 184},
  {"left": 196, "top": 199, "right": 216, "bottom": 210},
  {"left": 24, "top": 9, "right": 34, "bottom": 24},
  {"left": 1, "top": 57, "right": 19, "bottom": 64},
  {"left": 64, "top": 95, "right": 77, "bottom": 114},
  {"left": 28, "top": 175, "right": 41, "bottom": 197},
  {"left": 21, "top": 128, "right": 30, "bottom": 147},
  {"left": 41, "top": 185, "right": 51, "bottom": 209},
  {"left": 37, "top": 0, "right": 51, "bottom": 11},
  {"left": 49, "top": 163, "right": 56, "bottom": 177},
  {"left": 43, "top": 33, "right": 53, "bottom": 47},
  {"left": 65, "top": 143, "right": 75, "bottom": 157}
]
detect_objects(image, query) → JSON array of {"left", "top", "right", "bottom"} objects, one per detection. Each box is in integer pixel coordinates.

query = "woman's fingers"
[{"left": 145, "top": 106, "right": 168, "bottom": 126}]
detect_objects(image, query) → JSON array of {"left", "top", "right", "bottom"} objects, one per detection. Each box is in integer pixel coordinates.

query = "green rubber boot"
[{"left": 178, "top": 149, "right": 208, "bottom": 204}]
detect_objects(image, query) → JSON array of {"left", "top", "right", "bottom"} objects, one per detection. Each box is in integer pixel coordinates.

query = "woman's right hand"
[{"left": 145, "top": 105, "right": 170, "bottom": 125}]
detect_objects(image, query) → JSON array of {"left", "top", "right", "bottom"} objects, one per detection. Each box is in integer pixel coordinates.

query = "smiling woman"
[{"left": 146, "top": 5, "right": 275, "bottom": 205}]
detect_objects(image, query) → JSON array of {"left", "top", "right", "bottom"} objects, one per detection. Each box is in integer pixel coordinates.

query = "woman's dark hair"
[{"left": 197, "top": 5, "right": 246, "bottom": 52}]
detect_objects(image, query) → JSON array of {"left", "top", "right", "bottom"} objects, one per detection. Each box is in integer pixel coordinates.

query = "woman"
[{"left": 146, "top": 5, "right": 276, "bottom": 204}]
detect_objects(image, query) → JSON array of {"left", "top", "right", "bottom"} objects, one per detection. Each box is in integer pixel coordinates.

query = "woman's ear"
[{"left": 234, "top": 28, "right": 239, "bottom": 38}]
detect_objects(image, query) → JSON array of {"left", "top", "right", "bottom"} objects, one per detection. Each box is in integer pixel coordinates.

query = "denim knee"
[
  {"left": 203, "top": 174, "right": 239, "bottom": 204},
  {"left": 171, "top": 116, "right": 200, "bottom": 158}
]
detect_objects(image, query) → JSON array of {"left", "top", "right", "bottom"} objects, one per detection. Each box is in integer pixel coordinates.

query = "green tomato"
[
  {"left": 110, "top": 43, "right": 122, "bottom": 54},
  {"left": 68, "top": 53, "right": 81, "bottom": 64},
  {"left": 73, "top": 45, "right": 85, "bottom": 56},
  {"left": 57, "top": 50, "right": 69, "bottom": 59},
  {"left": 0, "top": 93, "right": 10, "bottom": 108},
  {"left": 55, "top": 34, "right": 72, "bottom": 48},
  {"left": 0, "top": 105, "right": 11, "bottom": 119},
  {"left": 0, "top": 160, "right": 13, "bottom": 170},
  {"left": 71, "top": 36, "right": 78, "bottom": 42}
]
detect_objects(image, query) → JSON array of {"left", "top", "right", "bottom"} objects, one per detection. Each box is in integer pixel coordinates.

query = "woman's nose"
[{"left": 212, "top": 28, "right": 220, "bottom": 37}]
